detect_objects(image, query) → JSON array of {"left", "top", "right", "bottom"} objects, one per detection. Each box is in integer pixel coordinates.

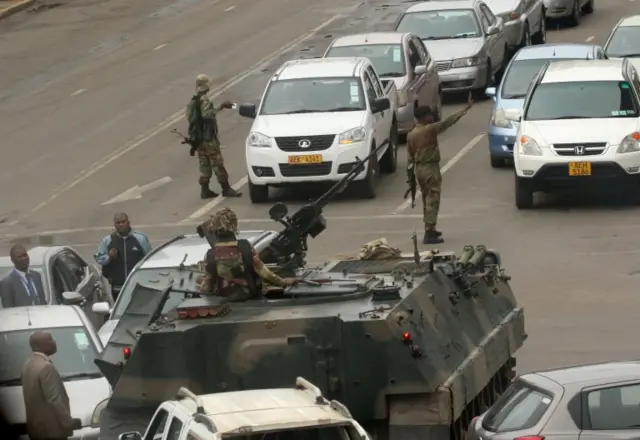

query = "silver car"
[
  {"left": 604, "top": 15, "right": 640, "bottom": 73},
  {"left": 485, "top": 0, "right": 546, "bottom": 51},
  {"left": 0, "top": 246, "right": 111, "bottom": 330},
  {"left": 468, "top": 361, "right": 640, "bottom": 440},
  {"left": 0, "top": 305, "right": 110, "bottom": 440},
  {"left": 324, "top": 32, "right": 442, "bottom": 138},
  {"left": 543, "top": 0, "right": 594, "bottom": 26},
  {"left": 395, "top": 0, "right": 509, "bottom": 97}
]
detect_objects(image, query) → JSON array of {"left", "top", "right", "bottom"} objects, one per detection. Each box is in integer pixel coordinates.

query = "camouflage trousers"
[
  {"left": 197, "top": 141, "right": 229, "bottom": 185},
  {"left": 416, "top": 163, "right": 442, "bottom": 231}
]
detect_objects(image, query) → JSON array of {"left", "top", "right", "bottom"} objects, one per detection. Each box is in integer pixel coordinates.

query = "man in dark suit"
[
  {"left": 21, "top": 331, "right": 82, "bottom": 440},
  {"left": 0, "top": 244, "right": 46, "bottom": 307}
]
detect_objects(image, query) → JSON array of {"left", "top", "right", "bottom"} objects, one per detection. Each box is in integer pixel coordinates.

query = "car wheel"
[
  {"left": 474, "top": 62, "right": 492, "bottom": 100},
  {"left": 532, "top": 12, "right": 547, "bottom": 44},
  {"left": 434, "top": 89, "right": 443, "bottom": 122},
  {"left": 380, "top": 123, "right": 398, "bottom": 174},
  {"left": 567, "top": 0, "right": 580, "bottom": 26},
  {"left": 515, "top": 176, "right": 534, "bottom": 209},
  {"left": 490, "top": 155, "right": 506, "bottom": 168},
  {"left": 248, "top": 181, "right": 269, "bottom": 203},
  {"left": 353, "top": 146, "right": 378, "bottom": 198},
  {"left": 582, "top": 0, "right": 594, "bottom": 13}
]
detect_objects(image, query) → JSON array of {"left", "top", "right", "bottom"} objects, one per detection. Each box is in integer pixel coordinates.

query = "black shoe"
[
  {"left": 434, "top": 230, "right": 443, "bottom": 237},
  {"left": 423, "top": 230, "right": 444, "bottom": 245},
  {"left": 222, "top": 184, "right": 242, "bottom": 197},
  {"left": 200, "top": 183, "right": 218, "bottom": 199}
]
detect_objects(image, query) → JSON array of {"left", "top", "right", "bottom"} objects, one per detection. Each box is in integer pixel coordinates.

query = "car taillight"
[{"left": 514, "top": 436, "right": 545, "bottom": 440}]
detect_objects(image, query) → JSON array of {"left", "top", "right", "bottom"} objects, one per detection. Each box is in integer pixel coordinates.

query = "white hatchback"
[{"left": 506, "top": 58, "right": 640, "bottom": 208}]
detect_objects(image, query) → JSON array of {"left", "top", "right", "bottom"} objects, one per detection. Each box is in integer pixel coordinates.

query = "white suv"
[{"left": 505, "top": 59, "right": 640, "bottom": 209}]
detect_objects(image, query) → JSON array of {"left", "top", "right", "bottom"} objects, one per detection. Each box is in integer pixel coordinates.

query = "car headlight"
[
  {"left": 247, "top": 132, "right": 272, "bottom": 148},
  {"left": 617, "top": 132, "right": 640, "bottom": 153},
  {"left": 518, "top": 135, "right": 542, "bottom": 156},
  {"left": 339, "top": 127, "right": 366, "bottom": 145},
  {"left": 91, "top": 398, "right": 109, "bottom": 428},
  {"left": 490, "top": 109, "right": 513, "bottom": 128},
  {"left": 397, "top": 90, "right": 409, "bottom": 107},
  {"left": 451, "top": 56, "right": 482, "bottom": 68}
]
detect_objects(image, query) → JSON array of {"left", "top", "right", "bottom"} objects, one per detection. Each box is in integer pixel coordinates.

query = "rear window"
[{"left": 482, "top": 380, "right": 553, "bottom": 433}]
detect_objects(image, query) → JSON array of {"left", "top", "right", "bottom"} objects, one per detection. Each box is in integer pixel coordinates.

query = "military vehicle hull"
[{"left": 97, "top": 249, "right": 525, "bottom": 440}]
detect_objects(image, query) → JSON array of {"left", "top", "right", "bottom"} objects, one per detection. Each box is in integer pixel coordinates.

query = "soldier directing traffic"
[
  {"left": 407, "top": 92, "right": 474, "bottom": 245},
  {"left": 199, "top": 208, "right": 297, "bottom": 301},
  {"left": 187, "top": 74, "right": 242, "bottom": 199}
]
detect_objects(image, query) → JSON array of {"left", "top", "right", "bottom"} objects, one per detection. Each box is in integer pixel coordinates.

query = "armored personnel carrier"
[{"left": 94, "top": 153, "right": 526, "bottom": 440}]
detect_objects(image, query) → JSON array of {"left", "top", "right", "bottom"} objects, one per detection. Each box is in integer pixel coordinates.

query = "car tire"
[
  {"left": 532, "top": 13, "right": 547, "bottom": 44},
  {"left": 515, "top": 176, "right": 534, "bottom": 209},
  {"left": 353, "top": 145, "right": 378, "bottom": 199},
  {"left": 249, "top": 181, "right": 269, "bottom": 203},
  {"left": 434, "top": 90, "right": 443, "bottom": 122},
  {"left": 380, "top": 123, "right": 398, "bottom": 174},
  {"left": 582, "top": 0, "right": 594, "bottom": 13},
  {"left": 474, "top": 62, "right": 492, "bottom": 100},
  {"left": 567, "top": 0, "right": 580, "bottom": 27},
  {"left": 490, "top": 156, "right": 506, "bottom": 168}
]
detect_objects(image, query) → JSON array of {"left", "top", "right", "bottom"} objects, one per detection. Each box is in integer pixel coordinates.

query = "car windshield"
[
  {"left": 482, "top": 379, "right": 552, "bottom": 433},
  {"left": 259, "top": 77, "right": 366, "bottom": 115},
  {"left": 395, "top": 9, "right": 481, "bottom": 40},
  {"left": 525, "top": 81, "right": 639, "bottom": 120},
  {"left": 501, "top": 59, "right": 551, "bottom": 99},
  {"left": 0, "top": 326, "right": 102, "bottom": 385},
  {"left": 605, "top": 25, "right": 640, "bottom": 57},
  {"left": 326, "top": 44, "right": 406, "bottom": 77}
]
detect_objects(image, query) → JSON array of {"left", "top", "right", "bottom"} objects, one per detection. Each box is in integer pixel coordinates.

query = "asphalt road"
[{"left": 1, "top": 0, "right": 640, "bottom": 374}]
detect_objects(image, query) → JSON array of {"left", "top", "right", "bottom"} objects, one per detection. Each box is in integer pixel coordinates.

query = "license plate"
[
  {"left": 568, "top": 162, "right": 591, "bottom": 176},
  {"left": 288, "top": 155, "right": 322, "bottom": 164}
]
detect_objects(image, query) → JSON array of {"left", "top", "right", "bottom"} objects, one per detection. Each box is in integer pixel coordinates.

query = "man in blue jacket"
[{"left": 95, "top": 212, "right": 152, "bottom": 302}]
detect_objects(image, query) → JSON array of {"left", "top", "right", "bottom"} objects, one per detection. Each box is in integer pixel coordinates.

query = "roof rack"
[
  {"left": 176, "top": 387, "right": 217, "bottom": 433},
  {"left": 295, "top": 377, "right": 326, "bottom": 404}
]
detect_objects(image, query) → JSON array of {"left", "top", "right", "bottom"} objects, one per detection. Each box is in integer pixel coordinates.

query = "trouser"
[
  {"left": 415, "top": 163, "right": 442, "bottom": 231},
  {"left": 197, "top": 141, "right": 229, "bottom": 186},
  {"left": 111, "top": 285, "right": 122, "bottom": 302}
]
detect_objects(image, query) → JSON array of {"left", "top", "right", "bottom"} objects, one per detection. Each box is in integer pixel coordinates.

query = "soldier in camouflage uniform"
[
  {"left": 187, "top": 74, "right": 242, "bottom": 199},
  {"left": 199, "top": 208, "right": 298, "bottom": 301},
  {"left": 407, "top": 92, "right": 474, "bottom": 245}
]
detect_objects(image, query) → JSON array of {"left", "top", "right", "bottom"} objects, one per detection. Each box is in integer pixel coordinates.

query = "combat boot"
[
  {"left": 200, "top": 182, "right": 218, "bottom": 199},
  {"left": 423, "top": 230, "right": 444, "bottom": 245},
  {"left": 221, "top": 183, "right": 242, "bottom": 197}
]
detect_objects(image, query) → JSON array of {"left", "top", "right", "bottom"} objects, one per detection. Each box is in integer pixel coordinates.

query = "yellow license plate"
[
  {"left": 288, "top": 155, "right": 322, "bottom": 164},
  {"left": 568, "top": 162, "right": 591, "bottom": 176}
]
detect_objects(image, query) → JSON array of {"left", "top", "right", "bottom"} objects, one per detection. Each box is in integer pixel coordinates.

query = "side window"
[
  {"left": 51, "top": 259, "right": 74, "bottom": 296},
  {"left": 58, "top": 252, "right": 84, "bottom": 290},
  {"left": 415, "top": 38, "right": 430, "bottom": 65},
  {"left": 587, "top": 383, "right": 640, "bottom": 430},
  {"left": 407, "top": 40, "right": 422, "bottom": 71},
  {"left": 362, "top": 75, "right": 377, "bottom": 104},
  {"left": 477, "top": 9, "right": 490, "bottom": 31},
  {"left": 480, "top": 5, "right": 497, "bottom": 24},
  {"left": 166, "top": 417, "right": 184, "bottom": 440},
  {"left": 366, "top": 66, "right": 383, "bottom": 97},
  {"left": 144, "top": 409, "right": 169, "bottom": 440}
]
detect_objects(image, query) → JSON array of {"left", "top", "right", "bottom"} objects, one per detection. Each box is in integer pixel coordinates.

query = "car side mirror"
[
  {"left": 371, "top": 97, "right": 390, "bottom": 113},
  {"left": 239, "top": 103, "right": 257, "bottom": 119},
  {"left": 414, "top": 65, "right": 427, "bottom": 75},
  {"left": 486, "top": 26, "right": 499, "bottom": 36},
  {"left": 118, "top": 432, "right": 142, "bottom": 440},
  {"left": 504, "top": 108, "right": 522, "bottom": 122},
  {"left": 62, "top": 291, "right": 84, "bottom": 305},
  {"left": 92, "top": 302, "right": 111, "bottom": 315},
  {"left": 485, "top": 87, "right": 496, "bottom": 99}
]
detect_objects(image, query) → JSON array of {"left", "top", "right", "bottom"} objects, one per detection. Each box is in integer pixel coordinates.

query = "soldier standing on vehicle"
[
  {"left": 407, "top": 92, "right": 474, "bottom": 245},
  {"left": 199, "top": 208, "right": 297, "bottom": 301},
  {"left": 187, "top": 74, "right": 242, "bottom": 199}
]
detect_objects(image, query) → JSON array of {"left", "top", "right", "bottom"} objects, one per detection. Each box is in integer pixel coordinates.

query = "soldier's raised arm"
[{"left": 434, "top": 92, "right": 474, "bottom": 134}]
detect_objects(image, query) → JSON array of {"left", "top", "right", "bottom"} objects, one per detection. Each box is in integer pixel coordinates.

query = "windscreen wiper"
[
  {"left": 322, "top": 107, "right": 361, "bottom": 112},
  {"left": 0, "top": 378, "right": 22, "bottom": 386},
  {"left": 60, "top": 372, "right": 104, "bottom": 381},
  {"left": 548, "top": 116, "right": 590, "bottom": 120},
  {"left": 378, "top": 72, "right": 404, "bottom": 77},
  {"left": 282, "top": 110, "right": 316, "bottom": 114}
]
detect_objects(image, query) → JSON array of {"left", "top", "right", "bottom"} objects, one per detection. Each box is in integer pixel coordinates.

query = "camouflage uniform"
[
  {"left": 187, "top": 74, "right": 241, "bottom": 199},
  {"left": 407, "top": 104, "right": 471, "bottom": 244},
  {"left": 200, "top": 208, "right": 287, "bottom": 301}
]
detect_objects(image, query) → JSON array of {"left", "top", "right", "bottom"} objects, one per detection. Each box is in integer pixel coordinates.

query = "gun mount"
[{"left": 96, "top": 243, "right": 526, "bottom": 440}]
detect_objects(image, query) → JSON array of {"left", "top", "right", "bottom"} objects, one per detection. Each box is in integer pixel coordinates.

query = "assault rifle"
[
  {"left": 171, "top": 128, "right": 198, "bottom": 157},
  {"left": 266, "top": 144, "right": 386, "bottom": 270}
]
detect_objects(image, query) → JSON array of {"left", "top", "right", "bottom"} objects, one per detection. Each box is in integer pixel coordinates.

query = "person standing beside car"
[{"left": 94, "top": 212, "right": 151, "bottom": 302}]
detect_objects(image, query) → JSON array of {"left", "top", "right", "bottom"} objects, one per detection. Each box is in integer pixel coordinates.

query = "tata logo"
[
  {"left": 298, "top": 139, "right": 311, "bottom": 148},
  {"left": 575, "top": 145, "right": 585, "bottom": 155}
]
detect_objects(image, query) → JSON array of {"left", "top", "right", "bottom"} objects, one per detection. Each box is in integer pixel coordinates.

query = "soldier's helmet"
[
  {"left": 208, "top": 207, "right": 238, "bottom": 235},
  {"left": 195, "top": 74, "right": 212, "bottom": 93}
]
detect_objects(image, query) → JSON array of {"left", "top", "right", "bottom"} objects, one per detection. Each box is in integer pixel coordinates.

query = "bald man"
[
  {"left": 0, "top": 244, "right": 45, "bottom": 307},
  {"left": 21, "top": 331, "right": 82, "bottom": 440}
]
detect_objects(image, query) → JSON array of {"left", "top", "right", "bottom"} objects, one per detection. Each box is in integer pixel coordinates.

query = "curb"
[{"left": 0, "top": 0, "right": 35, "bottom": 20}]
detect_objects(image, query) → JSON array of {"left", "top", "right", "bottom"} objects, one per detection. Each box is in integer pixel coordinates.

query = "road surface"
[{"left": 1, "top": 0, "right": 639, "bottom": 373}]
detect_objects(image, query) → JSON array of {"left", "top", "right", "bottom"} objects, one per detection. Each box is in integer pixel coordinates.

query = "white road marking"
[
  {"left": 225, "top": 5, "right": 236, "bottom": 11},
  {"left": 71, "top": 89, "right": 86, "bottom": 97},
  {"left": 181, "top": 176, "right": 248, "bottom": 222},
  {"left": 585, "top": 35, "right": 595, "bottom": 42},
  {"left": 12, "top": 14, "right": 342, "bottom": 226},
  {"left": 391, "top": 132, "right": 486, "bottom": 214},
  {"left": 153, "top": 44, "right": 167, "bottom": 51},
  {"left": 101, "top": 176, "right": 172, "bottom": 205}
]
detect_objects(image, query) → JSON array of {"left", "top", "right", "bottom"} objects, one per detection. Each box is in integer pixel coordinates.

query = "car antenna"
[
  {"left": 552, "top": 48, "right": 556, "bottom": 56},
  {"left": 27, "top": 307, "right": 32, "bottom": 326}
]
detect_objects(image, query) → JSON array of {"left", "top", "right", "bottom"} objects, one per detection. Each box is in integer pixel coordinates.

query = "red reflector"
[
  {"left": 177, "top": 305, "right": 228, "bottom": 319},
  {"left": 402, "top": 331, "right": 411, "bottom": 341},
  {"left": 122, "top": 347, "right": 131, "bottom": 360},
  {"left": 514, "top": 437, "right": 544, "bottom": 440},
  {"left": 187, "top": 309, "right": 199, "bottom": 318},
  {"left": 177, "top": 310, "right": 188, "bottom": 319}
]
